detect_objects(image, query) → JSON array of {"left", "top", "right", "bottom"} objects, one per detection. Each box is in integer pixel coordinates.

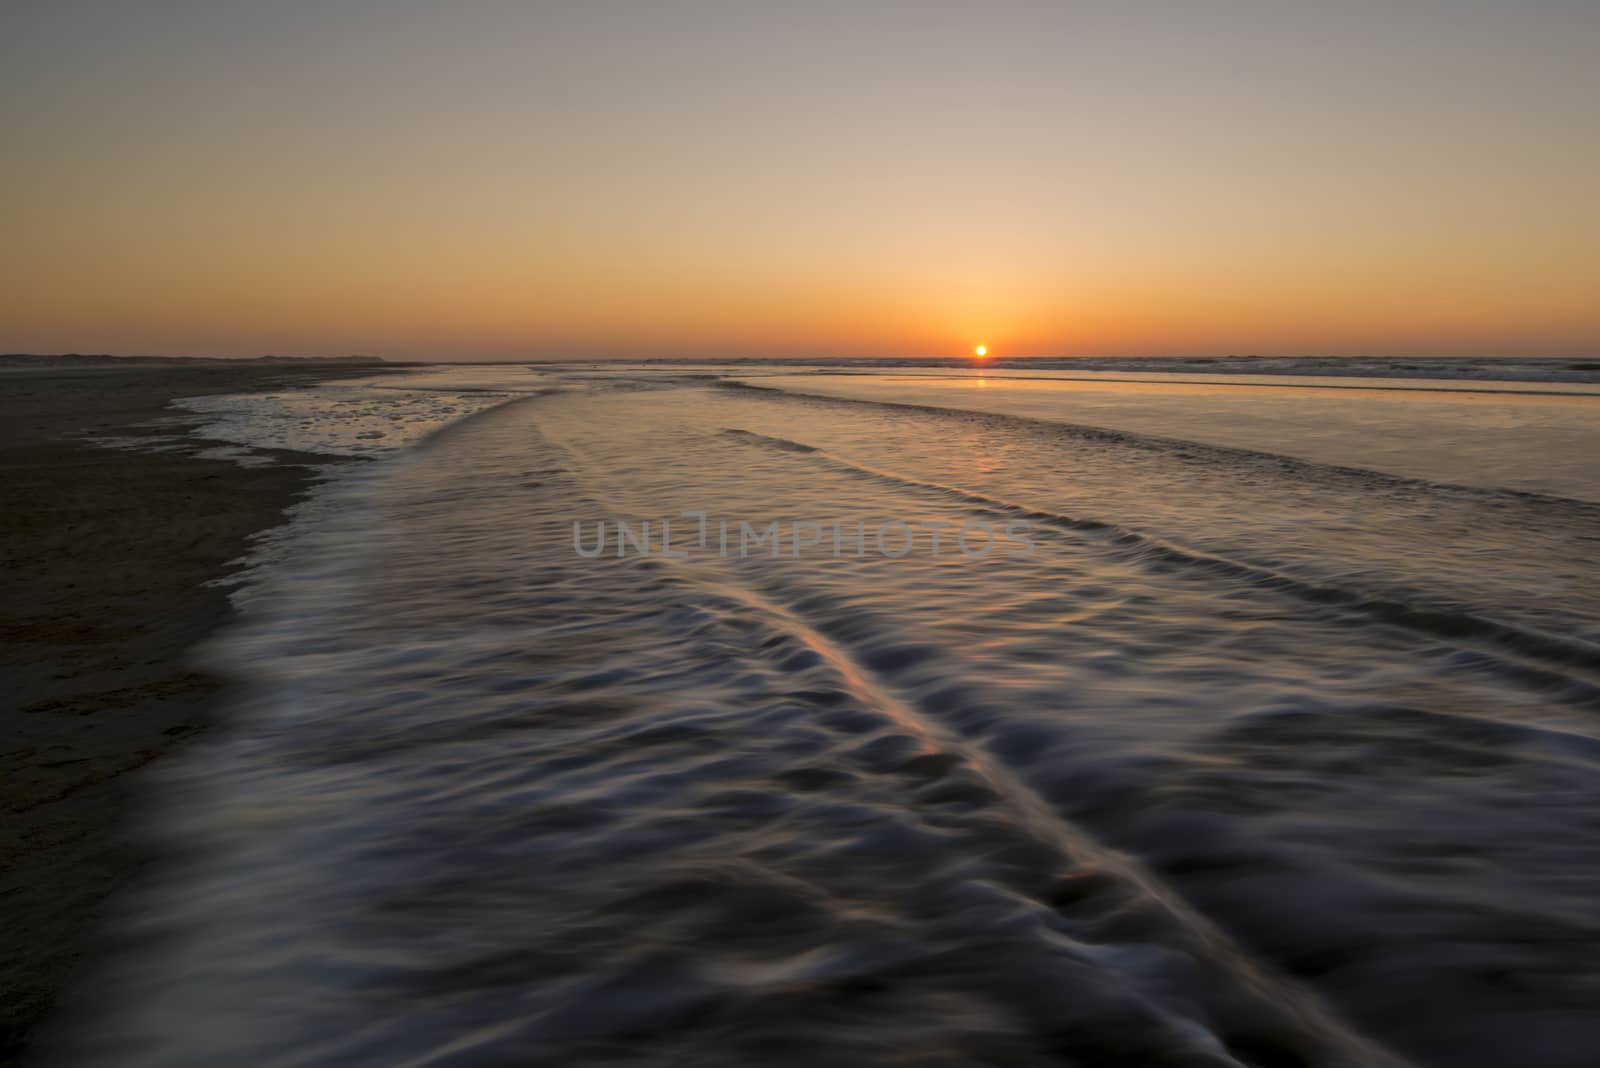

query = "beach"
[
  {"left": 0, "top": 359, "right": 384, "bottom": 1062},
  {"left": 8, "top": 3, "right": 1599, "bottom": 1063}
]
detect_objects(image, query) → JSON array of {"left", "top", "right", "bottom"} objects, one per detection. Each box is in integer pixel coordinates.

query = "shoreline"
[{"left": 0, "top": 362, "right": 385, "bottom": 1063}]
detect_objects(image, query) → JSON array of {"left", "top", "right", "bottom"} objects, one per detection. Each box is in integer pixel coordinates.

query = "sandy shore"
[{"left": 0, "top": 360, "right": 388, "bottom": 1063}]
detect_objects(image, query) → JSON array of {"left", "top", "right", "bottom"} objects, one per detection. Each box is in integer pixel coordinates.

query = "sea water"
[{"left": 67, "top": 363, "right": 1600, "bottom": 1067}]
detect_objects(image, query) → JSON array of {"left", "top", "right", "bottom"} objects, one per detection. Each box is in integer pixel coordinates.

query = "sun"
[{"left": 974, "top": 344, "right": 988, "bottom": 358}]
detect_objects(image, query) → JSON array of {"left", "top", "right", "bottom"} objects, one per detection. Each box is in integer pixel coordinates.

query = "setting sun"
[{"left": 974, "top": 345, "right": 988, "bottom": 358}]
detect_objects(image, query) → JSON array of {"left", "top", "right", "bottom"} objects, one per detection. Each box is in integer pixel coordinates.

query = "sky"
[{"left": 3, "top": 1, "right": 1597, "bottom": 361}]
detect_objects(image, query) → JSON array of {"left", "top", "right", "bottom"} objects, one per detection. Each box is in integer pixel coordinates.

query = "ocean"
[{"left": 71, "top": 362, "right": 1600, "bottom": 1067}]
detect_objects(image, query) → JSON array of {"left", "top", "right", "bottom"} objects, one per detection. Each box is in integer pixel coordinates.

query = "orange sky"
[{"left": 3, "top": 3, "right": 1597, "bottom": 360}]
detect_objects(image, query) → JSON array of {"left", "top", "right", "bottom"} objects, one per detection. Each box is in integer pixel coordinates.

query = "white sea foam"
[
  {"left": 107, "top": 368, "right": 558, "bottom": 601},
  {"left": 170, "top": 370, "right": 543, "bottom": 460}
]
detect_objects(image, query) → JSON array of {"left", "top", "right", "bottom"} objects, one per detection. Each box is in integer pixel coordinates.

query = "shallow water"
[
  {"left": 751, "top": 371, "right": 1600, "bottom": 501},
  {"left": 70, "top": 366, "right": 1600, "bottom": 1067}
]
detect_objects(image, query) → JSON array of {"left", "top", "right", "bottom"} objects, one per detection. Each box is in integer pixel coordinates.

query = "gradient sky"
[{"left": 3, "top": 1, "right": 1598, "bottom": 360}]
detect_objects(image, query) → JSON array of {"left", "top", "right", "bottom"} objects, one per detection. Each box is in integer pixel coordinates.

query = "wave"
[
  {"left": 794, "top": 371, "right": 1600, "bottom": 400},
  {"left": 662, "top": 580, "right": 1409, "bottom": 1068},
  {"left": 719, "top": 379, "right": 1600, "bottom": 511},
  {"left": 722, "top": 427, "right": 1600, "bottom": 707}
]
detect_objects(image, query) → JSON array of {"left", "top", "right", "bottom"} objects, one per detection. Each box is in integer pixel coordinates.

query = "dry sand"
[{"left": 0, "top": 359, "right": 388, "bottom": 1063}]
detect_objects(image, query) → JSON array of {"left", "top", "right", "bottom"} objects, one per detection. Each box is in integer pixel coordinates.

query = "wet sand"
[{"left": 0, "top": 359, "right": 385, "bottom": 1063}]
